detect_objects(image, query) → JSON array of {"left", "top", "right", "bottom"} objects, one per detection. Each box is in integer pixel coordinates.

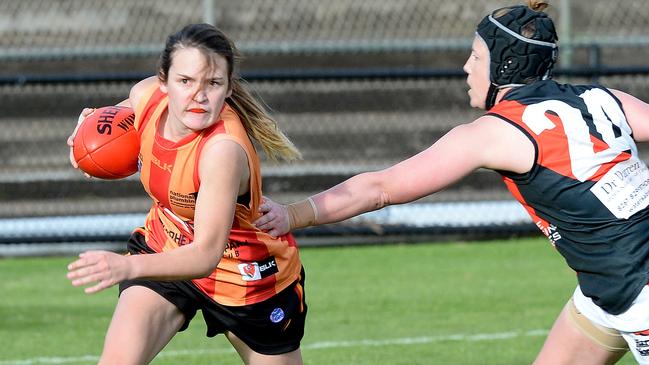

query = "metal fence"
[{"left": 2, "top": 0, "right": 649, "bottom": 254}]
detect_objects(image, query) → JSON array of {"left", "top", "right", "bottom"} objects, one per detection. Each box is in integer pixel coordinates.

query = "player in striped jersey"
[
  {"left": 254, "top": 1, "right": 649, "bottom": 364},
  {"left": 66, "top": 24, "right": 306, "bottom": 364}
]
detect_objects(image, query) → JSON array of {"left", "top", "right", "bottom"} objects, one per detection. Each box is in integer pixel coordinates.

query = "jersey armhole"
[
  {"left": 486, "top": 112, "right": 540, "bottom": 183},
  {"left": 194, "top": 134, "right": 255, "bottom": 206},
  {"left": 134, "top": 83, "right": 160, "bottom": 132}
]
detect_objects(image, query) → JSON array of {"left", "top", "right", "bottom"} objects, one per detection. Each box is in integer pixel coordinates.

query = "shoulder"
[
  {"left": 466, "top": 114, "right": 521, "bottom": 135},
  {"left": 609, "top": 88, "right": 642, "bottom": 106},
  {"left": 129, "top": 76, "right": 160, "bottom": 111},
  {"left": 201, "top": 138, "right": 247, "bottom": 161},
  {"left": 198, "top": 139, "right": 249, "bottom": 181},
  {"left": 462, "top": 115, "right": 535, "bottom": 173},
  {"left": 609, "top": 88, "right": 649, "bottom": 141}
]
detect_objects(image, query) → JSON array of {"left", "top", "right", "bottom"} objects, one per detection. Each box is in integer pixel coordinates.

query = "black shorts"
[{"left": 119, "top": 231, "right": 307, "bottom": 355}]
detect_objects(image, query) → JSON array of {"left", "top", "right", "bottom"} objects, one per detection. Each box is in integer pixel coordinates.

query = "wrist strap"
[{"left": 287, "top": 197, "right": 318, "bottom": 229}]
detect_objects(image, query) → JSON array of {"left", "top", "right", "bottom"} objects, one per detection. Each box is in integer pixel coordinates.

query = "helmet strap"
[{"left": 485, "top": 83, "right": 499, "bottom": 110}]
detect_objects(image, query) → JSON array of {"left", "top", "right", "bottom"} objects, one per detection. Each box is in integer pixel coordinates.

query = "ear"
[
  {"left": 226, "top": 86, "right": 233, "bottom": 99},
  {"left": 159, "top": 83, "right": 168, "bottom": 94}
]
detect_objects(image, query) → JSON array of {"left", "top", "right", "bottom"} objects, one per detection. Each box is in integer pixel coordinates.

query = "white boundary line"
[{"left": 0, "top": 329, "right": 548, "bottom": 365}]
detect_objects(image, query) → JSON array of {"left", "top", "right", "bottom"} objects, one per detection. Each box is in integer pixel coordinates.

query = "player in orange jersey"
[
  {"left": 254, "top": 1, "right": 649, "bottom": 364},
  {"left": 66, "top": 24, "right": 306, "bottom": 365}
]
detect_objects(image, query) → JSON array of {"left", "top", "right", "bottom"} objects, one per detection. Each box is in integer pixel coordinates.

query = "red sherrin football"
[{"left": 73, "top": 106, "right": 139, "bottom": 179}]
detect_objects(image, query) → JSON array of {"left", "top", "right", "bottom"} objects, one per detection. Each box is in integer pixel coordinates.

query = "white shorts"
[{"left": 574, "top": 285, "right": 649, "bottom": 364}]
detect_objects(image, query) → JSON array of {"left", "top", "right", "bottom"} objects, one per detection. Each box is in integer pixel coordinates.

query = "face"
[
  {"left": 463, "top": 36, "right": 491, "bottom": 109},
  {"left": 160, "top": 47, "right": 232, "bottom": 138}
]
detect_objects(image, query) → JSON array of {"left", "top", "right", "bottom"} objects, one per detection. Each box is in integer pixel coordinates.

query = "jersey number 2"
[{"left": 521, "top": 89, "right": 635, "bottom": 181}]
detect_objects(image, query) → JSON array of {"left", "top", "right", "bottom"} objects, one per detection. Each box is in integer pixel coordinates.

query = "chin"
[{"left": 467, "top": 94, "right": 485, "bottom": 110}]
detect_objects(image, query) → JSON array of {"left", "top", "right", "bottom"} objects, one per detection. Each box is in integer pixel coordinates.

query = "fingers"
[
  {"left": 67, "top": 254, "right": 100, "bottom": 285},
  {"left": 258, "top": 201, "right": 271, "bottom": 214},
  {"left": 254, "top": 197, "right": 292, "bottom": 237},
  {"left": 69, "top": 271, "right": 104, "bottom": 287},
  {"left": 81, "top": 107, "right": 96, "bottom": 118},
  {"left": 68, "top": 108, "right": 96, "bottom": 169},
  {"left": 84, "top": 280, "right": 113, "bottom": 294},
  {"left": 69, "top": 144, "right": 79, "bottom": 168},
  {"left": 67, "top": 251, "right": 115, "bottom": 294},
  {"left": 267, "top": 228, "right": 280, "bottom": 239},
  {"left": 254, "top": 214, "right": 289, "bottom": 238},
  {"left": 255, "top": 213, "right": 282, "bottom": 232},
  {"left": 254, "top": 212, "right": 272, "bottom": 228}
]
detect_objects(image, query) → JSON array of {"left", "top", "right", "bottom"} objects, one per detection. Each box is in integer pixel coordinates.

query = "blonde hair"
[
  {"left": 228, "top": 79, "right": 302, "bottom": 162},
  {"left": 526, "top": 0, "right": 549, "bottom": 12},
  {"left": 496, "top": 1, "right": 550, "bottom": 19}
]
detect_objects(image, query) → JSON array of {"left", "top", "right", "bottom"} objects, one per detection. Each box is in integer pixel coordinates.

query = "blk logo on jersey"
[{"left": 238, "top": 256, "right": 279, "bottom": 281}]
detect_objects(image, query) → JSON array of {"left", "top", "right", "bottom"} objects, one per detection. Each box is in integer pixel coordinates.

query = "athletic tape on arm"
[{"left": 287, "top": 197, "right": 318, "bottom": 230}]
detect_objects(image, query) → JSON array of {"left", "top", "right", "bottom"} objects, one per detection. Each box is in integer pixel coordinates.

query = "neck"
[
  {"left": 159, "top": 110, "right": 190, "bottom": 142},
  {"left": 494, "top": 87, "right": 512, "bottom": 105}
]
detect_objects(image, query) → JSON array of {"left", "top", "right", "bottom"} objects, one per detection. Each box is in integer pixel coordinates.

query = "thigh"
[
  {"left": 99, "top": 286, "right": 186, "bottom": 365},
  {"left": 533, "top": 300, "right": 627, "bottom": 365}
]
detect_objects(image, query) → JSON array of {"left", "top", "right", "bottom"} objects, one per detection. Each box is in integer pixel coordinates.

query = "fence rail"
[{"left": 2, "top": 0, "right": 649, "bottom": 255}]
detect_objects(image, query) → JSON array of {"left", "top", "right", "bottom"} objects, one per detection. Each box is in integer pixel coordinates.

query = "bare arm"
[
  {"left": 126, "top": 76, "right": 158, "bottom": 110},
  {"left": 610, "top": 89, "right": 649, "bottom": 142},
  {"left": 311, "top": 116, "right": 533, "bottom": 223},
  {"left": 256, "top": 116, "right": 534, "bottom": 235},
  {"left": 68, "top": 139, "right": 250, "bottom": 292}
]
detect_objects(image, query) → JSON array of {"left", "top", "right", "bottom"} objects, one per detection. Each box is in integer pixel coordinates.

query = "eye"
[
  {"left": 210, "top": 79, "right": 223, "bottom": 86},
  {"left": 180, "top": 78, "right": 189, "bottom": 84}
]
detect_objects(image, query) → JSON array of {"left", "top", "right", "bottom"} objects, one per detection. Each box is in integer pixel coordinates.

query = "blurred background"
[{"left": 2, "top": 0, "right": 649, "bottom": 254}]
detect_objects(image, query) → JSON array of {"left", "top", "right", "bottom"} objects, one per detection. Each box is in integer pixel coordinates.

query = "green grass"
[{"left": 0, "top": 237, "right": 636, "bottom": 364}]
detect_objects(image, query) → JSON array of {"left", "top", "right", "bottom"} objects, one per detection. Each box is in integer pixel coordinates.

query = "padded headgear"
[{"left": 476, "top": 5, "right": 558, "bottom": 109}]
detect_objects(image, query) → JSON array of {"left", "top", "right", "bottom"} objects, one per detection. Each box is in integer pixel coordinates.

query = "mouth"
[{"left": 188, "top": 108, "right": 208, "bottom": 114}]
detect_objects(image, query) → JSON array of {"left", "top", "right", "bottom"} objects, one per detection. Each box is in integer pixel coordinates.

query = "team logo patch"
[
  {"left": 237, "top": 256, "right": 279, "bottom": 281},
  {"left": 270, "top": 307, "right": 285, "bottom": 323},
  {"left": 243, "top": 263, "right": 256, "bottom": 278}
]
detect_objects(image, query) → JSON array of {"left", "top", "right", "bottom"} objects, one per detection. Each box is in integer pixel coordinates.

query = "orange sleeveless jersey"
[{"left": 133, "top": 85, "right": 302, "bottom": 306}]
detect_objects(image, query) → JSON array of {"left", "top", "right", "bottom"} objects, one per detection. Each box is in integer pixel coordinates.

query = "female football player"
[{"left": 67, "top": 23, "right": 306, "bottom": 365}]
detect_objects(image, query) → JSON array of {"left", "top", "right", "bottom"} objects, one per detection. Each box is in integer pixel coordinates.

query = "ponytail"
[{"left": 227, "top": 78, "right": 301, "bottom": 162}]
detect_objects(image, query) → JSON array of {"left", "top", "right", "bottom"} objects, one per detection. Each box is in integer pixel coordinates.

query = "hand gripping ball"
[{"left": 73, "top": 106, "right": 139, "bottom": 179}]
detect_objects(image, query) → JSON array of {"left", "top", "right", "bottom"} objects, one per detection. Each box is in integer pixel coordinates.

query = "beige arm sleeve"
[{"left": 287, "top": 197, "right": 318, "bottom": 230}]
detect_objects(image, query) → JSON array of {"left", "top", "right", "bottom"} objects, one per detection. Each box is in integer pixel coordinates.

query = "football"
[{"left": 72, "top": 106, "right": 139, "bottom": 179}]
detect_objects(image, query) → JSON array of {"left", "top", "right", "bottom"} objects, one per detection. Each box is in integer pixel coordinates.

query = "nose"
[
  {"left": 462, "top": 59, "right": 470, "bottom": 75},
  {"left": 192, "top": 87, "right": 208, "bottom": 103}
]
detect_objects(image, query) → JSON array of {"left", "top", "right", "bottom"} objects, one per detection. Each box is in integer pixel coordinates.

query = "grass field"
[{"left": 0, "top": 237, "right": 637, "bottom": 365}]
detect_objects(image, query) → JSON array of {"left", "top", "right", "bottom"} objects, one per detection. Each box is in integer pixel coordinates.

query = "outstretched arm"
[{"left": 255, "top": 116, "right": 534, "bottom": 236}]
